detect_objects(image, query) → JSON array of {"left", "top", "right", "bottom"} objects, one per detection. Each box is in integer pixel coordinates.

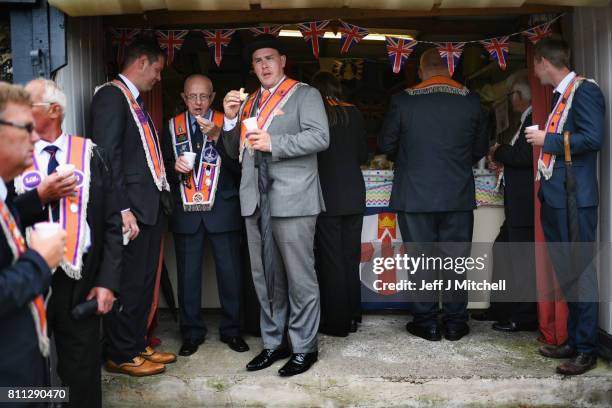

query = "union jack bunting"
[
  {"left": 156, "top": 30, "right": 188, "bottom": 65},
  {"left": 436, "top": 42, "right": 465, "bottom": 77},
  {"left": 385, "top": 36, "right": 417, "bottom": 74},
  {"left": 522, "top": 22, "right": 552, "bottom": 44},
  {"left": 338, "top": 21, "right": 368, "bottom": 54},
  {"left": 201, "top": 29, "right": 235, "bottom": 67},
  {"left": 296, "top": 21, "right": 329, "bottom": 59},
  {"left": 109, "top": 28, "right": 140, "bottom": 66},
  {"left": 249, "top": 25, "right": 283, "bottom": 37},
  {"left": 480, "top": 36, "right": 510, "bottom": 71}
]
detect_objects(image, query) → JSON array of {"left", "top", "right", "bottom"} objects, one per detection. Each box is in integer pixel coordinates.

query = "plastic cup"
[
  {"left": 181, "top": 152, "right": 197, "bottom": 169},
  {"left": 525, "top": 125, "right": 539, "bottom": 131},
  {"left": 56, "top": 163, "right": 75, "bottom": 177},
  {"left": 242, "top": 117, "right": 259, "bottom": 132},
  {"left": 34, "top": 222, "right": 61, "bottom": 238}
]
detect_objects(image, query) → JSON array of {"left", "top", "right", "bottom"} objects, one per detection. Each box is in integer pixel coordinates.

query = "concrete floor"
[{"left": 102, "top": 311, "right": 612, "bottom": 407}]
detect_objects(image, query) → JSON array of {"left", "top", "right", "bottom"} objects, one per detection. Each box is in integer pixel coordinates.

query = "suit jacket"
[
  {"left": 90, "top": 78, "right": 162, "bottom": 226},
  {"left": 539, "top": 80, "right": 605, "bottom": 209},
  {"left": 494, "top": 112, "right": 534, "bottom": 228},
  {"left": 379, "top": 77, "right": 489, "bottom": 213},
  {"left": 162, "top": 113, "right": 242, "bottom": 234},
  {"left": 317, "top": 104, "right": 368, "bottom": 216},
  {"left": 13, "top": 146, "right": 123, "bottom": 305},
  {"left": 0, "top": 194, "right": 51, "bottom": 387},
  {"left": 222, "top": 83, "right": 330, "bottom": 217}
]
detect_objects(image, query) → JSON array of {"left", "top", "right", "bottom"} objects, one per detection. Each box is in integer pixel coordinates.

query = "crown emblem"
[{"left": 378, "top": 216, "right": 395, "bottom": 229}]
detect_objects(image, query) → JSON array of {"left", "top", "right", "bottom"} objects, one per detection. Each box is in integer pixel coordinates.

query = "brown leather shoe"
[
  {"left": 105, "top": 356, "right": 165, "bottom": 377},
  {"left": 141, "top": 346, "right": 177, "bottom": 364},
  {"left": 556, "top": 353, "right": 597, "bottom": 375},
  {"left": 539, "top": 343, "right": 576, "bottom": 359}
]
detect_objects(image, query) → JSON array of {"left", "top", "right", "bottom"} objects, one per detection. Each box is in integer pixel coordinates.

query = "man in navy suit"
[
  {"left": 526, "top": 38, "right": 605, "bottom": 375},
  {"left": 379, "top": 48, "right": 489, "bottom": 342},
  {"left": 162, "top": 75, "right": 248, "bottom": 356},
  {"left": 0, "top": 82, "right": 66, "bottom": 390}
]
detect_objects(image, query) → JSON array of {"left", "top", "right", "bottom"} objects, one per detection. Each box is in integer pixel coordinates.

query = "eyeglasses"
[
  {"left": 0, "top": 118, "right": 34, "bottom": 134},
  {"left": 31, "top": 102, "right": 54, "bottom": 108},
  {"left": 185, "top": 94, "right": 212, "bottom": 102}
]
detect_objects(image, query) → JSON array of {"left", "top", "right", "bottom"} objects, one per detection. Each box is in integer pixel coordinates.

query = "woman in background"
[{"left": 311, "top": 71, "right": 369, "bottom": 337}]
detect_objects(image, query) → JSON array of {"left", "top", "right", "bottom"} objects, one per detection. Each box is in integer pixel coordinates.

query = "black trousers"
[
  {"left": 489, "top": 223, "right": 537, "bottom": 324},
  {"left": 174, "top": 225, "right": 242, "bottom": 341},
  {"left": 397, "top": 211, "right": 473, "bottom": 329},
  {"left": 315, "top": 214, "right": 363, "bottom": 336},
  {"left": 47, "top": 269, "right": 101, "bottom": 408},
  {"left": 104, "top": 212, "right": 164, "bottom": 363}
]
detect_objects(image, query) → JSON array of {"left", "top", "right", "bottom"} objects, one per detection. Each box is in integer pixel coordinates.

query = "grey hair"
[
  {"left": 38, "top": 78, "right": 67, "bottom": 113},
  {"left": 509, "top": 71, "right": 531, "bottom": 102}
]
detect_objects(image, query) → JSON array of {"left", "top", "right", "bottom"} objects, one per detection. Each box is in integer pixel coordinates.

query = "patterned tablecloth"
[{"left": 362, "top": 169, "right": 504, "bottom": 208}]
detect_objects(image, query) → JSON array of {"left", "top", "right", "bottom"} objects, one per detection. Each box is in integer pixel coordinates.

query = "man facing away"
[
  {"left": 222, "top": 34, "right": 329, "bottom": 376},
  {"left": 379, "top": 48, "right": 489, "bottom": 342}
]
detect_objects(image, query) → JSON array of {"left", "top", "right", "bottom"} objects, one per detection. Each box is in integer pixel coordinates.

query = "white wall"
[{"left": 572, "top": 4, "right": 612, "bottom": 335}]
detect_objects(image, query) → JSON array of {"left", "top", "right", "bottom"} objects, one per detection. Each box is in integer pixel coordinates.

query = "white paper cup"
[
  {"left": 56, "top": 163, "right": 75, "bottom": 176},
  {"left": 123, "top": 229, "right": 131, "bottom": 246},
  {"left": 242, "top": 117, "right": 259, "bottom": 132},
  {"left": 34, "top": 222, "right": 61, "bottom": 239},
  {"left": 181, "top": 152, "right": 197, "bottom": 169},
  {"left": 525, "top": 125, "right": 539, "bottom": 131}
]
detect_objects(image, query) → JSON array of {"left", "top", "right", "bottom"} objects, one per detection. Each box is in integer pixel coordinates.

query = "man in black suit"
[
  {"left": 9, "top": 79, "right": 122, "bottom": 407},
  {"left": 480, "top": 72, "right": 537, "bottom": 332},
  {"left": 379, "top": 48, "right": 488, "bottom": 342},
  {"left": 0, "top": 82, "right": 66, "bottom": 391},
  {"left": 526, "top": 38, "right": 605, "bottom": 376},
  {"left": 162, "top": 74, "right": 248, "bottom": 356},
  {"left": 91, "top": 37, "right": 176, "bottom": 376}
]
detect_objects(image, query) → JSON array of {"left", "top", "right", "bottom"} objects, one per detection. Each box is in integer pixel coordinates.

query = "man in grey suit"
[{"left": 222, "top": 34, "right": 329, "bottom": 376}]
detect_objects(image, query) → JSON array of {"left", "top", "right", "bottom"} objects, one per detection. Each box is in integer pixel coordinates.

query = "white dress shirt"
[
  {"left": 118, "top": 74, "right": 140, "bottom": 100},
  {"left": 0, "top": 178, "right": 7, "bottom": 202},
  {"left": 35, "top": 132, "right": 91, "bottom": 251},
  {"left": 554, "top": 71, "right": 576, "bottom": 98}
]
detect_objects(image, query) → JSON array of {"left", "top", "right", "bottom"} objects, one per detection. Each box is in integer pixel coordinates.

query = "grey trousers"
[{"left": 245, "top": 212, "right": 320, "bottom": 353}]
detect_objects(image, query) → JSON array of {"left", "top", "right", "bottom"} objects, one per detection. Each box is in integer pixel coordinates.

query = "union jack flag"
[
  {"left": 297, "top": 21, "right": 329, "bottom": 59},
  {"left": 109, "top": 28, "right": 140, "bottom": 66},
  {"left": 480, "top": 36, "right": 510, "bottom": 71},
  {"left": 201, "top": 29, "right": 235, "bottom": 67},
  {"left": 338, "top": 21, "right": 368, "bottom": 54},
  {"left": 249, "top": 25, "right": 283, "bottom": 37},
  {"left": 522, "top": 22, "right": 552, "bottom": 44},
  {"left": 155, "top": 30, "right": 188, "bottom": 65},
  {"left": 385, "top": 36, "right": 417, "bottom": 74},
  {"left": 436, "top": 42, "right": 465, "bottom": 77}
]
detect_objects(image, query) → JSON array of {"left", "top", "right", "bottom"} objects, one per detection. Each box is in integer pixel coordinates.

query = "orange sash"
[
  {"left": 16, "top": 135, "right": 92, "bottom": 279},
  {"left": 238, "top": 77, "right": 303, "bottom": 162},
  {"left": 0, "top": 200, "right": 49, "bottom": 357},
  {"left": 537, "top": 76, "right": 584, "bottom": 180},
  {"left": 169, "top": 110, "right": 224, "bottom": 211},
  {"left": 99, "top": 80, "right": 169, "bottom": 191},
  {"left": 406, "top": 75, "right": 469, "bottom": 96}
]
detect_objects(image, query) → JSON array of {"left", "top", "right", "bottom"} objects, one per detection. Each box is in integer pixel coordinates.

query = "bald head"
[
  {"left": 419, "top": 48, "right": 450, "bottom": 80},
  {"left": 182, "top": 74, "right": 215, "bottom": 117}
]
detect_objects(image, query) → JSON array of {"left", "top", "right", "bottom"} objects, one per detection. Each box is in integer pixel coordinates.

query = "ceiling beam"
[{"left": 105, "top": 5, "right": 571, "bottom": 28}]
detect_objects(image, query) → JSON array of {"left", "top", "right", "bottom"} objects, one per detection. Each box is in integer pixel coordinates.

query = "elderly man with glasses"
[{"left": 162, "top": 74, "right": 248, "bottom": 356}]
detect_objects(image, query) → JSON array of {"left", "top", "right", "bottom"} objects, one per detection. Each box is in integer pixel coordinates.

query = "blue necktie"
[
  {"left": 192, "top": 122, "right": 204, "bottom": 166},
  {"left": 44, "top": 145, "right": 60, "bottom": 221}
]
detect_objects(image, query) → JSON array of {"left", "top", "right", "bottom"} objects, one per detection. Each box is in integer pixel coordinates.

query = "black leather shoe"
[
  {"left": 444, "top": 324, "right": 470, "bottom": 341},
  {"left": 471, "top": 310, "right": 495, "bottom": 321},
  {"left": 179, "top": 339, "right": 204, "bottom": 357},
  {"left": 246, "top": 348, "right": 291, "bottom": 371},
  {"left": 492, "top": 320, "right": 538, "bottom": 332},
  {"left": 278, "top": 352, "right": 318, "bottom": 377},
  {"left": 539, "top": 343, "right": 576, "bottom": 359},
  {"left": 556, "top": 353, "right": 597, "bottom": 375},
  {"left": 406, "top": 322, "right": 442, "bottom": 341},
  {"left": 221, "top": 336, "right": 250, "bottom": 352}
]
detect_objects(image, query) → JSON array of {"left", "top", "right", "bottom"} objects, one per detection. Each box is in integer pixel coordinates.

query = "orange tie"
[{"left": 259, "top": 89, "right": 270, "bottom": 109}]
